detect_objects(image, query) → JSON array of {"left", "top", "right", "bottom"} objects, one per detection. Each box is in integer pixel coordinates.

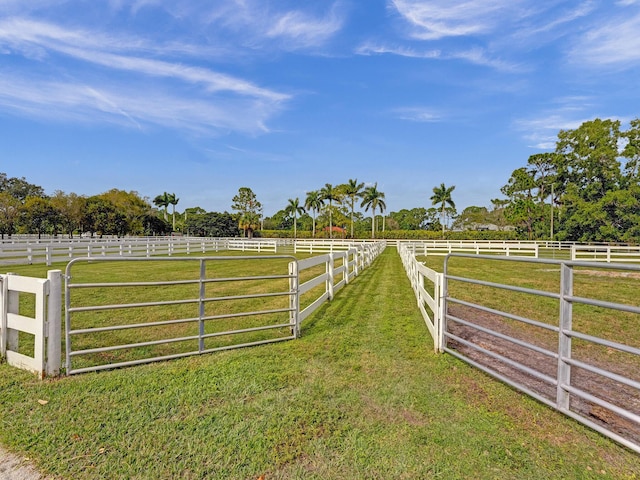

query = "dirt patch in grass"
[{"left": 446, "top": 304, "right": 640, "bottom": 448}]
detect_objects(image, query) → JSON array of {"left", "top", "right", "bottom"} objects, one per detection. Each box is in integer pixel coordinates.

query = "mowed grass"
[
  {"left": 0, "top": 249, "right": 639, "bottom": 478},
  {"left": 3, "top": 251, "right": 336, "bottom": 371}
]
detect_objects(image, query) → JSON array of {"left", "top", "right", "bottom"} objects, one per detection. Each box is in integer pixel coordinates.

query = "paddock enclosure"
[{"left": 2, "top": 237, "right": 640, "bottom": 454}]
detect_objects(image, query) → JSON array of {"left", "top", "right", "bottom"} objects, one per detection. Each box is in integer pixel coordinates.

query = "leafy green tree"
[
  {"left": 50, "top": 191, "right": 87, "bottom": 238},
  {"left": 0, "top": 173, "right": 45, "bottom": 202},
  {"left": 304, "top": 190, "right": 324, "bottom": 238},
  {"left": 622, "top": 118, "right": 640, "bottom": 183},
  {"left": 100, "top": 189, "right": 151, "bottom": 235},
  {"left": 556, "top": 118, "right": 622, "bottom": 202},
  {"left": 453, "top": 206, "right": 489, "bottom": 230},
  {"left": 430, "top": 183, "right": 456, "bottom": 237},
  {"left": 83, "top": 196, "right": 127, "bottom": 238},
  {"left": 20, "top": 196, "right": 58, "bottom": 238},
  {"left": 0, "top": 192, "right": 20, "bottom": 239},
  {"left": 142, "top": 214, "right": 171, "bottom": 236},
  {"left": 320, "top": 183, "right": 341, "bottom": 238},
  {"left": 340, "top": 179, "right": 364, "bottom": 238},
  {"left": 389, "top": 208, "right": 429, "bottom": 230},
  {"left": 360, "top": 183, "right": 386, "bottom": 239},
  {"left": 231, "top": 187, "right": 262, "bottom": 239},
  {"left": 284, "top": 198, "right": 305, "bottom": 239},
  {"left": 500, "top": 168, "right": 541, "bottom": 240},
  {"left": 184, "top": 212, "right": 238, "bottom": 237}
]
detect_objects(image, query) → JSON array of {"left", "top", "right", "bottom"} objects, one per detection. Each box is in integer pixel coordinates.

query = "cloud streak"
[{"left": 0, "top": 15, "right": 291, "bottom": 135}]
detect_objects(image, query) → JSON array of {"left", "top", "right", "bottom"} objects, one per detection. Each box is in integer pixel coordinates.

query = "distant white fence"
[
  {"left": 0, "top": 237, "right": 284, "bottom": 266},
  {"left": 571, "top": 245, "right": 640, "bottom": 263},
  {"left": 405, "top": 240, "right": 540, "bottom": 258},
  {"left": 0, "top": 271, "right": 62, "bottom": 378}
]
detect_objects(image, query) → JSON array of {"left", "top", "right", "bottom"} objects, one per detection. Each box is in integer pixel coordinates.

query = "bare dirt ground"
[
  {"left": 447, "top": 304, "right": 640, "bottom": 446},
  {"left": 0, "top": 447, "right": 49, "bottom": 480}
]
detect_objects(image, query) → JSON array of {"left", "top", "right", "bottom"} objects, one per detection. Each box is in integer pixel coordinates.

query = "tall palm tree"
[
  {"left": 304, "top": 190, "right": 324, "bottom": 238},
  {"left": 320, "top": 183, "right": 341, "bottom": 238},
  {"left": 342, "top": 178, "right": 364, "bottom": 238},
  {"left": 360, "top": 183, "right": 386, "bottom": 239},
  {"left": 284, "top": 197, "right": 306, "bottom": 239},
  {"left": 430, "top": 183, "right": 456, "bottom": 237},
  {"left": 153, "top": 192, "right": 170, "bottom": 222},
  {"left": 166, "top": 192, "right": 179, "bottom": 231}
]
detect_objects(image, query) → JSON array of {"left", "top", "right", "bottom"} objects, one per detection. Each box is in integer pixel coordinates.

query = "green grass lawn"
[{"left": 1, "top": 249, "right": 639, "bottom": 479}]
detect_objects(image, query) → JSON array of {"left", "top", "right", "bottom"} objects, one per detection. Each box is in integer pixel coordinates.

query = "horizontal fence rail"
[
  {"left": 0, "top": 237, "right": 283, "bottom": 266},
  {"left": 64, "top": 255, "right": 298, "bottom": 375},
  {"left": 572, "top": 245, "right": 640, "bottom": 263},
  {"left": 443, "top": 253, "right": 640, "bottom": 454},
  {"left": 398, "top": 243, "right": 443, "bottom": 352}
]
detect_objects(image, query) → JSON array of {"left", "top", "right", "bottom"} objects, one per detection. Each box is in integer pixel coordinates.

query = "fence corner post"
[{"left": 46, "top": 270, "right": 62, "bottom": 377}]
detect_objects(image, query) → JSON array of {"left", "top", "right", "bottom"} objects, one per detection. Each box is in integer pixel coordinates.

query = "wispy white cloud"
[
  {"left": 356, "top": 41, "right": 521, "bottom": 72},
  {"left": 356, "top": 42, "right": 440, "bottom": 59},
  {"left": 266, "top": 7, "right": 344, "bottom": 48},
  {"left": 394, "top": 107, "right": 443, "bottom": 123},
  {"left": 390, "top": 0, "right": 520, "bottom": 40},
  {"left": 0, "top": 73, "right": 281, "bottom": 135},
  {"left": 514, "top": 101, "right": 597, "bottom": 149},
  {"left": 570, "top": 9, "right": 640, "bottom": 67},
  {"left": 0, "top": 15, "right": 290, "bottom": 134}
]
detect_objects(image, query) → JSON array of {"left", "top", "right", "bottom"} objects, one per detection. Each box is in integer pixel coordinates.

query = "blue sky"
[{"left": 1, "top": 0, "right": 639, "bottom": 217}]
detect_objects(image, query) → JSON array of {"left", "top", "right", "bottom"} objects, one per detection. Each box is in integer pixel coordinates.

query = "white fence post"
[
  {"left": 46, "top": 270, "right": 62, "bottom": 377},
  {"left": 557, "top": 264, "right": 573, "bottom": 412},
  {"left": 327, "top": 253, "right": 335, "bottom": 301}
]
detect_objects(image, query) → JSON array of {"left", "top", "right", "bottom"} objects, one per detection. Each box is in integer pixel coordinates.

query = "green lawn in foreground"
[{"left": 0, "top": 249, "right": 639, "bottom": 479}]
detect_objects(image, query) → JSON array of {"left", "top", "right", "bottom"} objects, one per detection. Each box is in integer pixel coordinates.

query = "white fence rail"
[
  {"left": 0, "top": 237, "right": 285, "bottom": 266},
  {"left": 0, "top": 271, "right": 61, "bottom": 378},
  {"left": 398, "top": 243, "right": 443, "bottom": 352},
  {"left": 405, "top": 240, "right": 540, "bottom": 258},
  {"left": 571, "top": 245, "right": 640, "bottom": 263}
]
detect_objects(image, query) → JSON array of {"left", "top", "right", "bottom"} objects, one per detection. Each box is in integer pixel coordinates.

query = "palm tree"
[
  {"left": 360, "top": 183, "right": 386, "bottom": 239},
  {"left": 304, "top": 190, "right": 324, "bottom": 238},
  {"left": 153, "top": 192, "right": 170, "bottom": 222},
  {"left": 166, "top": 192, "right": 179, "bottom": 231},
  {"left": 430, "top": 183, "right": 456, "bottom": 237},
  {"left": 320, "top": 183, "right": 341, "bottom": 238},
  {"left": 342, "top": 178, "right": 364, "bottom": 238},
  {"left": 238, "top": 211, "right": 260, "bottom": 239},
  {"left": 284, "top": 197, "right": 306, "bottom": 239}
]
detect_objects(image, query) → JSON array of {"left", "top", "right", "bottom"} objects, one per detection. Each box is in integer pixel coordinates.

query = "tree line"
[{"left": 3, "top": 117, "right": 639, "bottom": 242}]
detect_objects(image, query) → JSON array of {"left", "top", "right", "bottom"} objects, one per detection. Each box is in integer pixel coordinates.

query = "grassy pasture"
[
  {"left": 4, "top": 251, "right": 344, "bottom": 372},
  {"left": 0, "top": 249, "right": 639, "bottom": 478}
]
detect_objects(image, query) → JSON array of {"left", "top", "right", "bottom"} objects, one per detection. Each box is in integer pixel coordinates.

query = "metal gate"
[
  {"left": 64, "top": 255, "right": 298, "bottom": 375},
  {"left": 443, "top": 254, "right": 640, "bottom": 454}
]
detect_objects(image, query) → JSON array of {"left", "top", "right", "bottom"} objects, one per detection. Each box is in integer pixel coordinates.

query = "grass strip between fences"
[{"left": 0, "top": 249, "right": 639, "bottom": 479}]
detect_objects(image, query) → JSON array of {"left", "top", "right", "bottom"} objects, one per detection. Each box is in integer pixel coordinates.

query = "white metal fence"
[
  {"left": 398, "top": 245, "right": 640, "bottom": 453},
  {"left": 58, "top": 241, "right": 385, "bottom": 374},
  {"left": 0, "top": 271, "right": 61, "bottom": 378}
]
